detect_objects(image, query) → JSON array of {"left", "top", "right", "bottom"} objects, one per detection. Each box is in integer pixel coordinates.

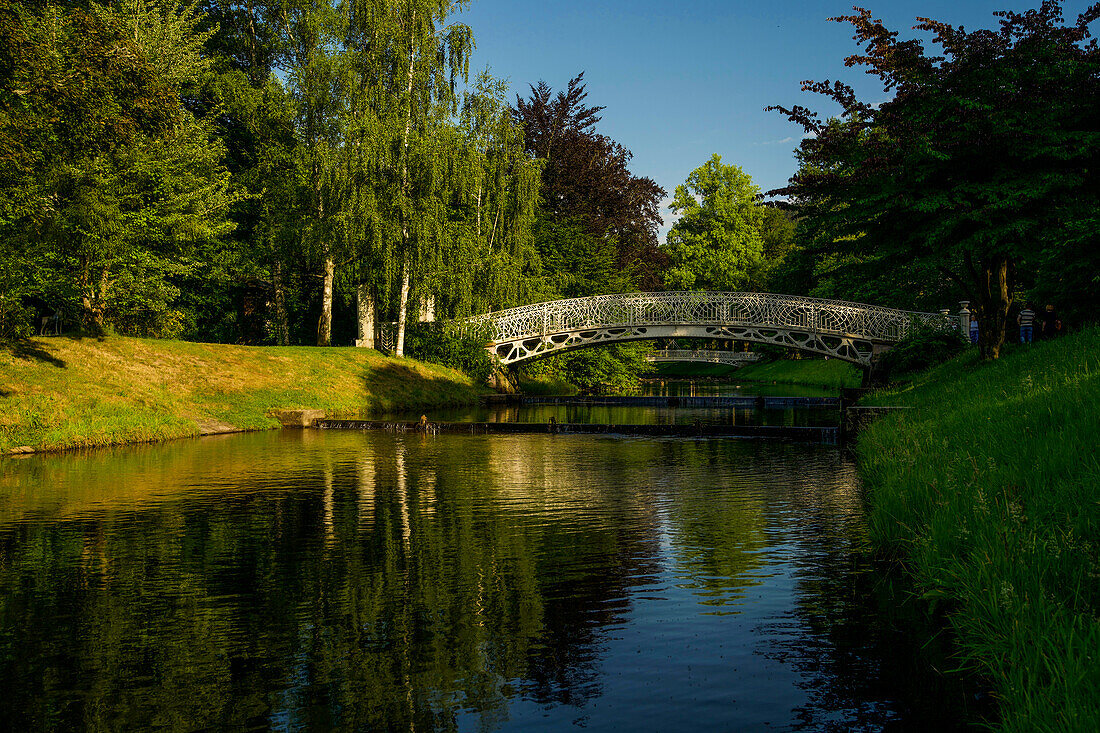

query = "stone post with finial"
[{"left": 959, "top": 301, "right": 971, "bottom": 339}]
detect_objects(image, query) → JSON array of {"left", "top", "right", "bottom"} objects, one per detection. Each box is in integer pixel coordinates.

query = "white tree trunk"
[
  {"left": 395, "top": 11, "right": 417, "bottom": 359},
  {"left": 355, "top": 284, "right": 375, "bottom": 348},
  {"left": 395, "top": 259, "right": 411, "bottom": 356},
  {"left": 316, "top": 247, "right": 334, "bottom": 346}
]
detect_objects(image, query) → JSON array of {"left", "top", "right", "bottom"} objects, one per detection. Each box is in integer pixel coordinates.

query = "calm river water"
[{"left": 0, "top": 422, "right": 972, "bottom": 730}]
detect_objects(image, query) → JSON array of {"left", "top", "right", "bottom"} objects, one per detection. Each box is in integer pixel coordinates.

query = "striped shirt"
[{"left": 1019, "top": 308, "right": 1036, "bottom": 326}]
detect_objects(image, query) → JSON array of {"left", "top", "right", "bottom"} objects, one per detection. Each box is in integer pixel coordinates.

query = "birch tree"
[
  {"left": 445, "top": 70, "right": 541, "bottom": 316},
  {"left": 347, "top": 0, "right": 471, "bottom": 355},
  {"left": 278, "top": 0, "right": 346, "bottom": 346}
]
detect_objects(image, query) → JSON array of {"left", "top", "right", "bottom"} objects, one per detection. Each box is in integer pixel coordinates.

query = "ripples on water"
[{"left": 0, "top": 430, "right": 971, "bottom": 731}]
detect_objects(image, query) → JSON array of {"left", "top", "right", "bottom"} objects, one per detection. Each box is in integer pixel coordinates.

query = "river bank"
[
  {"left": 652, "top": 357, "right": 863, "bottom": 390},
  {"left": 857, "top": 327, "right": 1100, "bottom": 731},
  {"left": 1, "top": 336, "right": 490, "bottom": 454}
]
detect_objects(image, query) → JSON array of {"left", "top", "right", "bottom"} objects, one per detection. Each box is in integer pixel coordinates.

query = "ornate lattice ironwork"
[
  {"left": 646, "top": 350, "right": 762, "bottom": 365},
  {"left": 376, "top": 322, "right": 397, "bottom": 355},
  {"left": 465, "top": 291, "right": 958, "bottom": 367}
]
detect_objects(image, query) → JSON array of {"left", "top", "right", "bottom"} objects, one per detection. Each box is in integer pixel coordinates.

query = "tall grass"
[
  {"left": 858, "top": 328, "right": 1100, "bottom": 731},
  {"left": 0, "top": 336, "right": 490, "bottom": 453}
]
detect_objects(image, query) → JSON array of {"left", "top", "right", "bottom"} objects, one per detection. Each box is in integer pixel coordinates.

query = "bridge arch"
[{"left": 465, "top": 291, "right": 958, "bottom": 368}]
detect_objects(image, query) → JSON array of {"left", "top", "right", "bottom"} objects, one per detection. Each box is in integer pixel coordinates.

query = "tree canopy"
[
  {"left": 0, "top": 0, "right": 546, "bottom": 349},
  {"left": 514, "top": 73, "right": 667, "bottom": 291},
  {"left": 769, "top": 1, "right": 1100, "bottom": 357},
  {"left": 663, "top": 154, "right": 765, "bottom": 292}
]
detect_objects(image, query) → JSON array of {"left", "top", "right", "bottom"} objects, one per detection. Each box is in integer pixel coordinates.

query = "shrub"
[
  {"left": 877, "top": 322, "right": 967, "bottom": 380},
  {"left": 0, "top": 295, "right": 33, "bottom": 339},
  {"left": 559, "top": 342, "right": 655, "bottom": 394},
  {"left": 404, "top": 322, "right": 495, "bottom": 383}
]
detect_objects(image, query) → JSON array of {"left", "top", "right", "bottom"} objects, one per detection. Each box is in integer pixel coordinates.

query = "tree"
[
  {"left": 0, "top": 0, "right": 234, "bottom": 337},
  {"left": 514, "top": 73, "right": 667, "bottom": 291},
  {"left": 187, "top": 62, "right": 299, "bottom": 344},
  {"left": 532, "top": 217, "right": 635, "bottom": 299},
  {"left": 198, "top": 0, "right": 281, "bottom": 87},
  {"left": 346, "top": 0, "right": 473, "bottom": 356},
  {"left": 663, "top": 154, "right": 764, "bottom": 292},
  {"left": 436, "top": 70, "right": 541, "bottom": 316},
  {"left": 769, "top": 2, "right": 1100, "bottom": 358},
  {"left": 276, "top": 0, "right": 348, "bottom": 346},
  {"left": 756, "top": 203, "right": 797, "bottom": 290}
]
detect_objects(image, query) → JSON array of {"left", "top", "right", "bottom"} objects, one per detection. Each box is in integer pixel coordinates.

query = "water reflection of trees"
[
  {"left": 647, "top": 439, "right": 771, "bottom": 609},
  {"left": 745, "top": 450, "right": 981, "bottom": 730},
  {"left": 0, "top": 431, "right": 667, "bottom": 730},
  {"left": 0, "top": 432, "right": 966, "bottom": 731}
]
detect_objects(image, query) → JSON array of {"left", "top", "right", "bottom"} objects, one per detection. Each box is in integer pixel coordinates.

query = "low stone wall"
[{"left": 272, "top": 409, "right": 326, "bottom": 428}]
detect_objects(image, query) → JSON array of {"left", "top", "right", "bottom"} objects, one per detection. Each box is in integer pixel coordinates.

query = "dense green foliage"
[
  {"left": 0, "top": 1, "right": 536, "bottom": 353},
  {"left": 858, "top": 327, "right": 1100, "bottom": 731},
  {"left": 518, "top": 342, "right": 654, "bottom": 394},
  {"left": 664, "top": 155, "right": 765, "bottom": 292},
  {"left": 506, "top": 73, "right": 667, "bottom": 388},
  {"left": 1, "top": 0, "right": 234, "bottom": 337},
  {"left": 404, "top": 321, "right": 494, "bottom": 384},
  {"left": 874, "top": 324, "right": 968, "bottom": 381},
  {"left": 769, "top": 1, "right": 1100, "bottom": 358}
]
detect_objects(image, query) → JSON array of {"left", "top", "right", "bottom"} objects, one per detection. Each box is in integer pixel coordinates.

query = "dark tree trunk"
[
  {"left": 79, "top": 260, "right": 109, "bottom": 335},
  {"left": 974, "top": 254, "right": 1013, "bottom": 360},
  {"left": 272, "top": 261, "right": 289, "bottom": 346}
]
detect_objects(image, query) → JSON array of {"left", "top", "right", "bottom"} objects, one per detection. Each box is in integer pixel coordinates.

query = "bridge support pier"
[{"left": 488, "top": 366, "right": 518, "bottom": 393}]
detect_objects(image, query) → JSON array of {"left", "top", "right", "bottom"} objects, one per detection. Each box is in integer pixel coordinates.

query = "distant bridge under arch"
[{"left": 464, "top": 291, "right": 959, "bottom": 368}]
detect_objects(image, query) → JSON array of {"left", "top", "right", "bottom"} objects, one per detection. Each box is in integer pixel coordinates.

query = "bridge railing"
[{"left": 466, "top": 291, "right": 957, "bottom": 344}]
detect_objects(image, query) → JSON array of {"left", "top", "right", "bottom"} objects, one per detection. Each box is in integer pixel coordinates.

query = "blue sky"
[{"left": 457, "top": 0, "right": 1096, "bottom": 236}]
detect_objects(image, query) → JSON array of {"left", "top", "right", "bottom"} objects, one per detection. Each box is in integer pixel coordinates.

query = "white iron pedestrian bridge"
[
  {"left": 645, "top": 350, "right": 762, "bottom": 365},
  {"left": 465, "top": 291, "right": 959, "bottom": 368}
]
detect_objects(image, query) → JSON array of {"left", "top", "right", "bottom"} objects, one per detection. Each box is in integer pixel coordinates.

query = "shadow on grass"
[
  {"left": 362, "top": 361, "right": 487, "bottom": 411},
  {"left": 1, "top": 338, "right": 67, "bottom": 368}
]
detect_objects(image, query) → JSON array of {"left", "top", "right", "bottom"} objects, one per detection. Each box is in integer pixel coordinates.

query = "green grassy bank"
[
  {"left": 729, "top": 357, "right": 863, "bottom": 389},
  {"left": 650, "top": 361, "right": 744, "bottom": 378},
  {"left": 858, "top": 328, "right": 1100, "bottom": 731},
  {"left": 651, "top": 357, "right": 864, "bottom": 388},
  {"left": 1, "top": 336, "right": 490, "bottom": 453}
]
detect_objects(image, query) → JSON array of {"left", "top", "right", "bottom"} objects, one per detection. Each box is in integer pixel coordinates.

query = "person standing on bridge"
[{"left": 1018, "top": 304, "right": 1036, "bottom": 344}]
